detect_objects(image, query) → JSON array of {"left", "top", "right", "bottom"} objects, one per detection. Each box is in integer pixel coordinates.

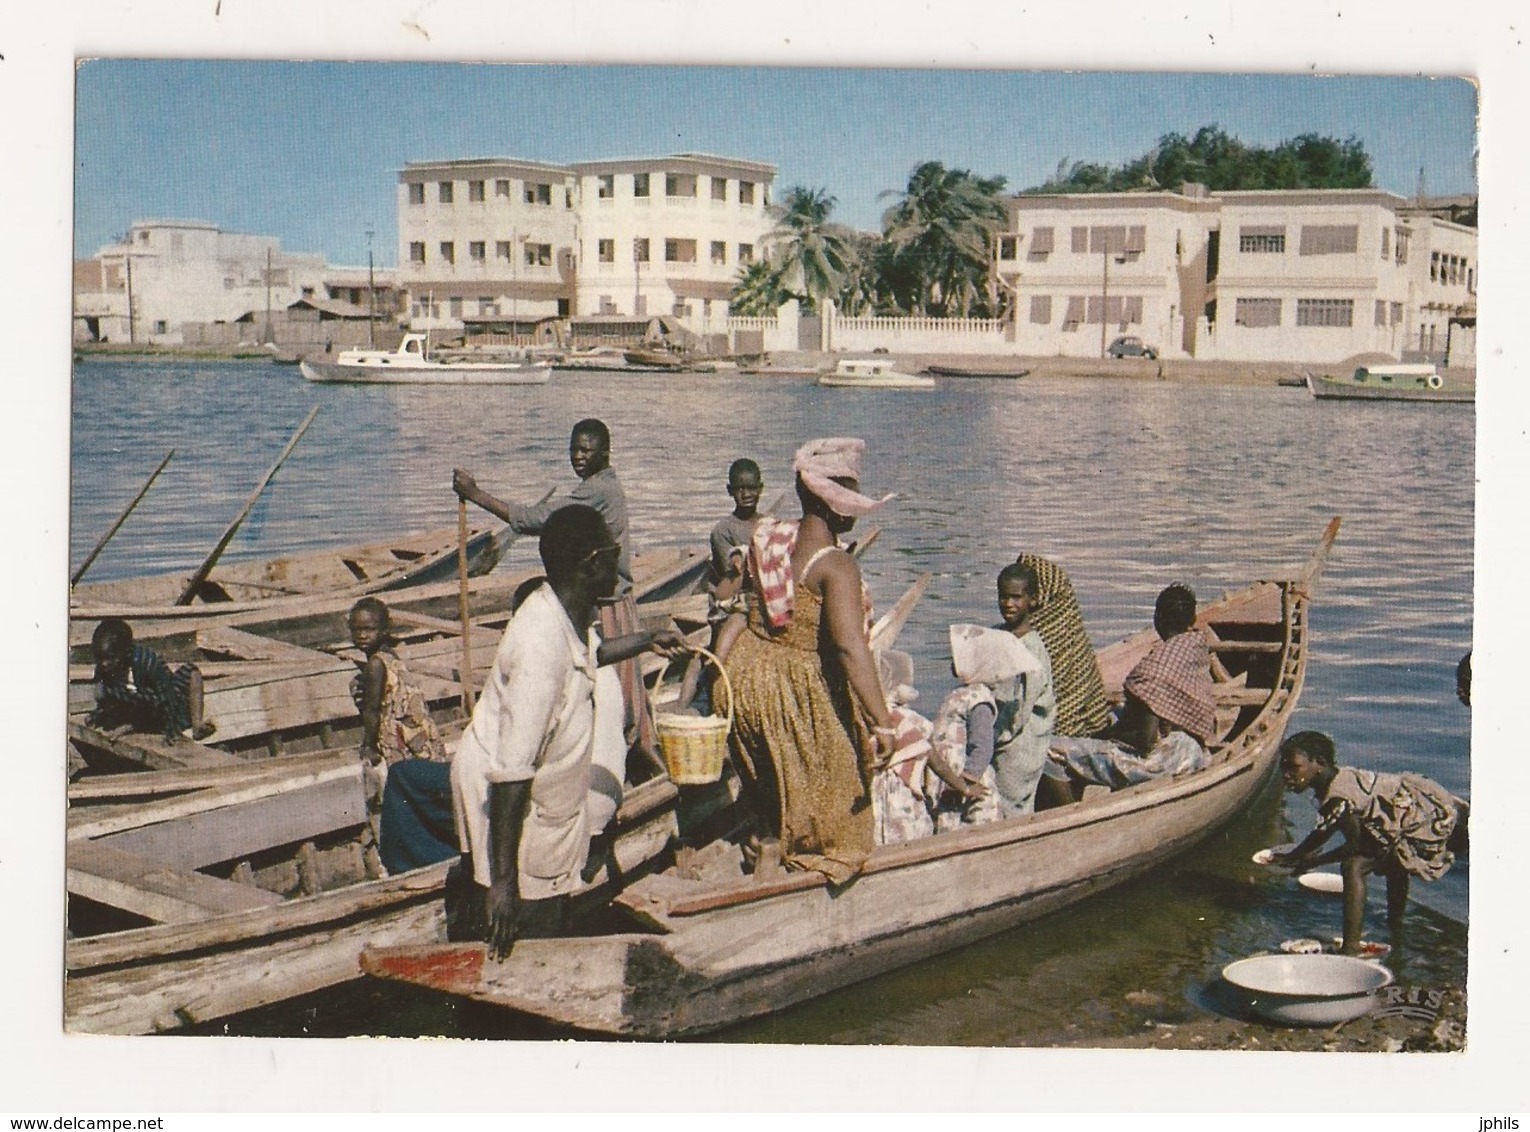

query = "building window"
[
  {"left": 438, "top": 182, "right": 454, "bottom": 204},
  {"left": 1391, "top": 301, "right": 1403, "bottom": 324},
  {"left": 597, "top": 174, "right": 614, "bottom": 199},
  {"left": 469, "top": 241, "right": 486, "bottom": 262},
  {"left": 1238, "top": 227, "right": 1286, "bottom": 254},
  {"left": 495, "top": 241, "right": 512, "bottom": 262},
  {"left": 998, "top": 236, "right": 1017, "bottom": 260},
  {"left": 1071, "top": 227, "right": 1089, "bottom": 254},
  {"left": 1295, "top": 298, "right": 1354, "bottom": 327},
  {"left": 598, "top": 239, "right": 615, "bottom": 263},
  {"left": 468, "top": 180, "right": 486, "bottom": 203},
  {"left": 739, "top": 181, "right": 755, "bottom": 205},
  {"left": 710, "top": 241, "right": 727, "bottom": 266},
  {"left": 1468, "top": 268, "right": 1475, "bottom": 294},
  {"left": 665, "top": 238, "right": 697, "bottom": 263},
  {"left": 1430, "top": 251, "right": 1440, "bottom": 282},
  {"left": 524, "top": 243, "right": 552, "bottom": 267},
  {"left": 478, "top": 297, "right": 497, "bottom": 316},
  {"left": 1029, "top": 227, "right": 1054, "bottom": 257},
  {"left": 448, "top": 297, "right": 463, "bottom": 318},
  {"left": 1124, "top": 226, "right": 1146, "bottom": 254},
  {"left": 711, "top": 177, "right": 727, "bottom": 201},
  {"left": 1030, "top": 295, "right": 1052, "bottom": 324},
  {"left": 666, "top": 173, "right": 698, "bottom": 198},
  {"left": 1089, "top": 227, "right": 1128, "bottom": 255},
  {"left": 1375, "top": 300, "right": 1388, "bottom": 326},
  {"left": 1063, "top": 296, "right": 1086, "bottom": 329},
  {"left": 409, "top": 242, "right": 426, "bottom": 264},
  {"left": 152, "top": 319, "right": 168, "bottom": 334},
  {"left": 633, "top": 237, "right": 650, "bottom": 263},
  {"left": 1395, "top": 227, "right": 1410, "bottom": 265},
  {"left": 738, "top": 243, "right": 754, "bottom": 263},
  {"left": 408, "top": 183, "right": 425, "bottom": 205},
  {"left": 495, "top": 179, "right": 511, "bottom": 199},
  {"left": 439, "top": 242, "right": 455, "bottom": 265},
  {"left": 1234, "top": 298, "right": 1282, "bottom": 327},
  {"left": 599, "top": 295, "right": 616, "bottom": 314},
  {"left": 1298, "top": 225, "right": 1358, "bottom": 255},
  {"left": 523, "top": 183, "right": 552, "bottom": 206},
  {"left": 633, "top": 173, "right": 650, "bottom": 198},
  {"left": 1380, "top": 227, "right": 1390, "bottom": 259}
]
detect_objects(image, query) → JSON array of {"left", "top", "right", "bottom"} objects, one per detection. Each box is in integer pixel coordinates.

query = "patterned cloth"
[
  {"left": 1048, "top": 730, "right": 1210, "bottom": 790},
  {"left": 1122, "top": 629, "right": 1216, "bottom": 743},
  {"left": 350, "top": 650, "right": 447, "bottom": 765},
  {"left": 89, "top": 644, "right": 195, "bottom": 740},
  {"left": 792, "top": 437, "right": 896, "bottom": 518},
  {"left": 945, "top": 624, "right": 1055, "bottom": 816},
  {"left": 748, "top": 516, "right": 802, "bottom": 630},
  {"left": 1019, "top": 555, "right": 1111, "bottom": 738},
  {"left": 928, "top": 682, "right": 1001, "bottom": 831},
  {"left": 1315, "top": 766, "right": 1459, "bottom": 881}
]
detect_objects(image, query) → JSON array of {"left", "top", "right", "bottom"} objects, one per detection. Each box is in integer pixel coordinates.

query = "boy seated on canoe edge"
[{"left": 86, "top": 616, "right": 215, "bottom": 743}]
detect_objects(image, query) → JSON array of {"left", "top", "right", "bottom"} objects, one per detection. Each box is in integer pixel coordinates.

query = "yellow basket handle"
[{"left": 653, "top": 644, "right": 733, "bottom": 731}]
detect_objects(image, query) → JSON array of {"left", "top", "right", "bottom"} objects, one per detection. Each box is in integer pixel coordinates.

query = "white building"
[
  {"left": 74, "top": 220, "right": 327, "bottom": 345},
  {"left": 997, "top": 186, "right": 1477, "bottom": 365},
  {"left": 396, "top": 153, "right": 775, "bottom": 334}
]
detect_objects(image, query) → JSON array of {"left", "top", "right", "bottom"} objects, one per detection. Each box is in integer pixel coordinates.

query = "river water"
[{"left": 68, "top": 358, "right": 1474, "bottom": 1045}]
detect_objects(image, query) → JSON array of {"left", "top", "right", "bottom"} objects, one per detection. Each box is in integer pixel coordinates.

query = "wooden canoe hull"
[
  {"left": 65, "top": 771, "right": 682, "bottom": 1035},
  {"left": 923, "top": 364, "right": 1029, "bottom": 379},
  {"left": 362, "top": 525, "right": 1330, "bottom": 1037},
  {"left": 70, "top": 524, "right": 506, "bottom": 623}
]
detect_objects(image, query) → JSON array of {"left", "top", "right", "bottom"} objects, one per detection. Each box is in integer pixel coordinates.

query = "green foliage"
[
  {"left": 761, "top": 186, "right": 858, "bottom": 312},
  {"left": 1024, "top": 126, "right": 1375, "bottom": 194},
  {"left": 729, "top": 260, "right": 788, "bottom": 317},
  {"left": 878, "top": 161, "right": 1009, "bottom": 317}
]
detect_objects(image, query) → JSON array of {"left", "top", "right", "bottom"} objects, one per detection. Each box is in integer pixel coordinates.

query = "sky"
[{"left": 73, "top": 63, "right": 1479, "bottom": 268}]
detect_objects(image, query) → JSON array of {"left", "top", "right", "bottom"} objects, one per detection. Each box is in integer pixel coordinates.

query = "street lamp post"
[{"left": 366, "top": 225, "right": 377, "bottom": 349}]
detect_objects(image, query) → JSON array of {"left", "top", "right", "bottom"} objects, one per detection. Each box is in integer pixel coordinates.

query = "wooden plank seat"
[{"left": 68, "top": 841, "right": 283, "bottom": 925}]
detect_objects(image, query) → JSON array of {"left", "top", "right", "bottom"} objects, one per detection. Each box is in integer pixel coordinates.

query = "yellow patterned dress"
[
  {"left": 351, "top": 650, "right": 448, "bottom": 766},
  {"left": 725, "top": 583, "right": 874, "bottom": 885}
]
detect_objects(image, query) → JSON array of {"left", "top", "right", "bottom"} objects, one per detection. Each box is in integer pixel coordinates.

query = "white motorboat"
[
  {"left": 817, "top": 358, "right": 935, "bottom": 390},
  {"left": 299, "top": 334, "right": 552, "bottom": 386}
]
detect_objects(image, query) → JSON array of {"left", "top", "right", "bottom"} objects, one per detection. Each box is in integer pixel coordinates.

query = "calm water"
[{"left": 69, "top": 357, "right": 1474, "bottom": 1044}]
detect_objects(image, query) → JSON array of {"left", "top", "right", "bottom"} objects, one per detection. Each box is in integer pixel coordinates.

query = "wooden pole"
[
  {"left": 174, "top": 406, "right": 320, "bottom": 605},
  {"left": 457, "top": 497, "right": 474, "bottom": 712},
  {"left": 71, "top": 448, "right": 174, "bottom": 586}
]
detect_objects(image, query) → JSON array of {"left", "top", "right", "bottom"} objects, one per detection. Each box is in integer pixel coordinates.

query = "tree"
[
  {"left": 879, "top": 161, "right": 1009, "bottom": 317},
  {"left": 729, "top": 260, "right": 789, "bottom": 317},
  {"left": 762, "top": 186, "right": 856, "bottom": 312},
  {"left": 1022, "top": 126, "right": 1375, "bottom": 194}
]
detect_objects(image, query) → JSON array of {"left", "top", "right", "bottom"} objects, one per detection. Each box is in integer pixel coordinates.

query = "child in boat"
[
  {"left": 348, "top": 597, "right": 447, "bottom": 771},
  {"left": 1046, "top": 583, "right": 1214, "bottom": 792},
  {"left": 1272, "top": 730, "right": 1465, "bottom": 955},
  {"left": 986, "top": 562, "right": 1057, "bottom": 814},
  {"left": 680, "top": 459, "right": 764, "bottom": 712},
  {"left": 87, "top": 617, "right": 213, "bottom": 742}
]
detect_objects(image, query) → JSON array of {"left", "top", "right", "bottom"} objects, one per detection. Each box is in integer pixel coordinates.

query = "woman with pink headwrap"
[{"left": 719, "top": 437, "right": 900, "bottom": 885}]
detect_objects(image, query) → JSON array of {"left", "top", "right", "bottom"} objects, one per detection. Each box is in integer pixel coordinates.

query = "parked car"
[{"left": 1107, "top": 335, "right": 1158, "bottom": 360}]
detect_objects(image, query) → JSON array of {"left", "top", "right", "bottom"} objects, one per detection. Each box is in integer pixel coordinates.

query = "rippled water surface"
[{"left": 69, "top": 358, "right": 1474, "bottom": 1044}]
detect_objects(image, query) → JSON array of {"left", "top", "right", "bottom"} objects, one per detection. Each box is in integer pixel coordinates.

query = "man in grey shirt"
[
  {"left": 453, "top": 418, "right": 631, "bottom": 594},
  {"left": 454, "top": 419, "right": 653, "bottom": 757}
]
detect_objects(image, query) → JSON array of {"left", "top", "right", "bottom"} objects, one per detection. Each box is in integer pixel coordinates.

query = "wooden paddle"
[
  {"left": 71, "top": 448, "right": 174, "bottom": 586},
  {"left": 457, "top": 497, "right": 474, "bottom": 711},
  {"left": 174, "top": 407, "right": 320, "bottom": 606},
  {"left": 870, "top": 571, "right": 932, "bottom": 653}
]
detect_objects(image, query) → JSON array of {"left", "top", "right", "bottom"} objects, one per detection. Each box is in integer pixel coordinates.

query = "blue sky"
[{"left": 73, "top": 63, "right": 1478, "bottom": 269}]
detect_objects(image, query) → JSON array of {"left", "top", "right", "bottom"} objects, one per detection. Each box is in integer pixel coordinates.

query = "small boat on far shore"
[
  {"left": 923, "top": 362, "right": 1029, "bottom": 380},
  {"left": 299, "top": 334, "right": 551, "bottom": 385},
  {"left": 1304, "top": 364, "right": 1472, "bottom": 403},
  {"left": 818, "top": 358, "right": 935, "bottom": 390}
]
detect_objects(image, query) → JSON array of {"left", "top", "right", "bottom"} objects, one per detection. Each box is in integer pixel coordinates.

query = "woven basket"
[{"left": 654, "top": 646, "right": 734, "bottom": 785}]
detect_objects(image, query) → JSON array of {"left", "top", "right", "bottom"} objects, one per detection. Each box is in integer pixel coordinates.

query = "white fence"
[{"left": 722, "top": 301, "right": 1018, "bottom": 356}]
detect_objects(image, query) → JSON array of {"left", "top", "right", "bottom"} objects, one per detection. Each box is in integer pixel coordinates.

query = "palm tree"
[
  {"left": 729, "top": 259, "right": 788, "bottom": 317},
  {"left": 879, "top": 161, "right": 1008, "bottom": 317},
  {"left": 763, "top": 186, "right": 856, "bottom": 312}
]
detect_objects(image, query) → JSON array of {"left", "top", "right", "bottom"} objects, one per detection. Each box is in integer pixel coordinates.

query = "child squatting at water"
[{"left": 1272, "top": 729, "right": 1466, "bottom": 955}]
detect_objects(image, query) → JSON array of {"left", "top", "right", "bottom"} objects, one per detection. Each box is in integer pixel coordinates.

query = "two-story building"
[
  {"left": 396, "top": 152, "right": 775, "bottom": 335},
  {"left": 996, "top": 186, "right": 1476, "bottom": 366},
  {"left": 74, "top": 220, "right": 327, "bottom": 345}
]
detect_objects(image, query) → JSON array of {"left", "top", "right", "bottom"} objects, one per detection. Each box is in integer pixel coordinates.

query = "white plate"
[
  {"left": 1252, "top": 843, "right": 1297, "bottom": 865},
  {"left": 1298, "top": 871, "right": 1345, "bottom": 895}
]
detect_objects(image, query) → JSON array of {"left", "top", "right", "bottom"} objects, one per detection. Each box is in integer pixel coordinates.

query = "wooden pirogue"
[
  {"left": 64, "top": 750, "right": 682, "bottom": 1035},
  {"left": 70, "top": 523, "right": 508, "bottom": 625},
  {"left": 360, "top": 519, "right": 1341, "bottom": 1038}
]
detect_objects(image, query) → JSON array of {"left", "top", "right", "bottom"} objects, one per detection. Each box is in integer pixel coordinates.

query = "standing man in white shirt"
[{"left": 449, "top": 504, "right": 683, "bottom": 958}]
